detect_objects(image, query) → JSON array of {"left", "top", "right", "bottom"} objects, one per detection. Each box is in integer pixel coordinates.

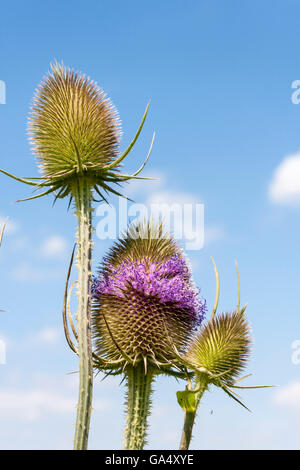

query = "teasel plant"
[
  {"left": 0, "top": 62, "right": 155, "bottom": 450},
  {"left": 175, "top": 260, "right": 275, "bottom": 450},
  {"left": 78, "top": 220, "right": 207, "bottom": 450}
]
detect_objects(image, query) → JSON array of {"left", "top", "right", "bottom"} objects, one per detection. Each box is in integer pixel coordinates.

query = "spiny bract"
[
  {"left": 92, "top": 221, "right": 206, "bottom": 369},
  {"left": 185, "top": 312, "right": 251, "bottom": 387}
]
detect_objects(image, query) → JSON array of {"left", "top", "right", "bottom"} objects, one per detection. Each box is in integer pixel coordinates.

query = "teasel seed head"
[
  {"left": 0, "top": 62, "right": 154, "bottom": 204},
  {"left": 29, "top": 61, "right": 121, "bottom": 181},
  {"left": 92, "top": 221, "right": 206, "bottom": 371},
  {"left": 185, "top": 312, "right": 251, "bottom": 388}
]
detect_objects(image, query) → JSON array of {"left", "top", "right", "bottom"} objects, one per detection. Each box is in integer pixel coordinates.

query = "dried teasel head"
[{"left": 92, "top": 221, "right": 206, "bottom": 372}]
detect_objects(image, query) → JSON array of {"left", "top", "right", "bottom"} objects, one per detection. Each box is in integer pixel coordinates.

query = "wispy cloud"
[
  {"left": 35, "top": 327, "right": 61, "bottom": 345},
  {"left": 40, "top": 235, "right": 68, "bottom": 258},
  {"left": 0, "top": 378, "right": 111, "bottom": 422},
  {"left": 147, "top": 189, "right": 198, "bottom": 206},
  {"left": 269, "top": 152, "right": 300, "bottom": 206},
  {"left": 0, "top": 388, "right": 75, "bottom": 420},
  {"left": 11, "top": 262, "right": 63, "bottom": 282},
  {"left": 0, "top": 387, "right": 112, "bottom": 421},
  {"left": 11, "top": 235, "right": 69, "bottom": 281},
  {"left": 205, "top": 225, "right": 225, "bottom": 245},
  {"left": 273, "top": 382, "right": 300, "bottom": 409},
  {"left": 0, "top": 327, "right": 62, "bottom": 353},
  {"left": 123, "top": 169, "right": 165, "bottom": 197}
]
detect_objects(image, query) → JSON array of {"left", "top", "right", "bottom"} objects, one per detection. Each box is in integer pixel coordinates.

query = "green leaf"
[{"left": 176, "top": 390, "right": 197, "bottom": 413}]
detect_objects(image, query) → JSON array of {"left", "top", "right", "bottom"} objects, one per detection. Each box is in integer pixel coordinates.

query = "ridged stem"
[
  {"left": 124, "top": 363, "right": 154, "bottom": 450},
  {"left": 73, "top": 177, "right": 94, "bottom": 450},
  {"left": 179, "top": 380, "right": 207, "bottom": 450}
]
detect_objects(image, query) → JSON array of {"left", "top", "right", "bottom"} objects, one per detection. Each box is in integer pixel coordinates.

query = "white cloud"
[
  {"left": 147, "top": 189, "right": 199, "bottom": 206},
  {"left": 205, "top": 225, "right": 225, "bottom": 245},
  {"left": 35, "top": 327, "right": 61, "bottom": 345},
  {"left": 40, "top": 235, "right": 68, "bottom": 258},
  {"left": 123, "top": 169, "right": 165, "bottom": 197},
  {"left": 273, "top": 382, "right": 300, "bottom": 409},
  {"left": 12, "top": 263, "right": 45, "bottom": 282},
  {"left": 269, "top": 152, "right": 300, "bottom": 206},
  {"left": 0, "top": 388, "right": 76, "bottom": 420},
  {"left": 11, "top": 262, "right": 62, "bottom": 282},
  {"left": 0, "top": 381, "right": 111, "bottom": 421},
  {"left": 0, "top": 388, "right": 111, "bottom": 421},
  {"left": 93, "top": 398, "right": 113, "bottom": 412},
  {"left": 0, "top": 328, "right": 62, "bottom": 358}
]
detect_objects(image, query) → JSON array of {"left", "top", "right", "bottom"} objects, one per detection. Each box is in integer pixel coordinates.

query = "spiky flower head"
[
  {"left": 0, "top": 62, "right": 153, "bottom": 203},
  {"left": 29, "top": 62, "right": 120, "bottom": 181},
  {"left": 185, "top": 312, "right": 251, "bottom": 387},
  {"left": 92, "top": 221, "right": 206, "bottom": 370}
]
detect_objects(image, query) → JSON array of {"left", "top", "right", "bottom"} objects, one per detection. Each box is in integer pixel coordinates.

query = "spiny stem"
[
  {"left": 179, "top": 380, "right": 207, "bottom": 450},
  {"left": 124, "top": 363, "right": 154, "bottom": 450},
  {"left": 73, "top": 177, "right": 94, "bottom": 450}
]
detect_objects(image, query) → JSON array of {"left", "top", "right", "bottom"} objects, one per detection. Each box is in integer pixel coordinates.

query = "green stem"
[
  {"left": 179, "top": 380, "right": 207, "bottom": 450},
  {"left": 73, "top": 177, "right": 94, "bottom": 450},
  {"left": 124, "top": 363, "right": 154, "bottom": 450}
]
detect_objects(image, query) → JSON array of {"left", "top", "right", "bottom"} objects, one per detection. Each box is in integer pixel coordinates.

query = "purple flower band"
[{"left": 93, "top": 254, "right": 206, "bottom": 323}]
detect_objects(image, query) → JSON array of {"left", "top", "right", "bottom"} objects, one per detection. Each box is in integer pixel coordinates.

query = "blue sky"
[{"left": 1, "top": 0, "right": 300, "bottom": 449}]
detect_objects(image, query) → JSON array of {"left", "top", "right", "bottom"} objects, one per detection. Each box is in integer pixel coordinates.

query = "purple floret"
[{"left": 93, "top": 254, "right": 206, "bottom": 324}]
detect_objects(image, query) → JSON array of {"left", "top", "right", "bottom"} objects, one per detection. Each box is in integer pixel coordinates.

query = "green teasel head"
[
  {"left": 179, "top": 260, "right": 251, "bottom": 389},
  {"left": 0, "top": 62, "right": 155, "bottom": 204},
  {"left": 176, "top": 261, "right": 273, "bottom": 416},
  {"left": 185, "top": 311, "right": 251, "bottom": 388},
  {"left": 29, "top": 62, "right": 121, "bottom": 182},
  {"left": 176, "top": 264, "right": 275, "bottom": 450},
  {"left": 92, "top": 220, "right": 207, "bottom": 373}
]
